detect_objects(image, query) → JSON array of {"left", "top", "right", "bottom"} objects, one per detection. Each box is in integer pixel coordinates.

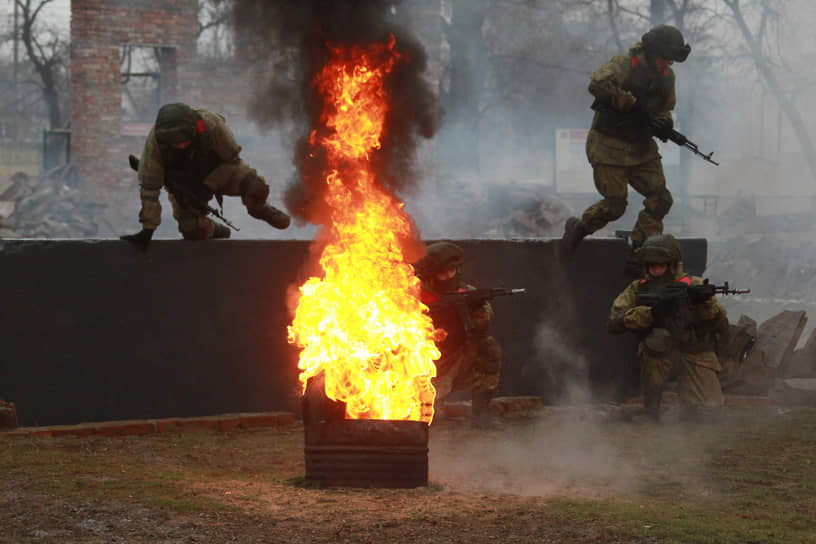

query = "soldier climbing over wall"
[
  {"left": 121, "top": 102, "right": 291, "bottom": 250},
  {"left": 561, "top": 25, "right": 692, "bottom": 272}
]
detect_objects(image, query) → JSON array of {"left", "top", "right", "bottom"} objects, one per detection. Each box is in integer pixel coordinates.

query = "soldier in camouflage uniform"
[
  {"left": 416, "top": 242, "right": 503, "bottom": 428},
  {"left": 121, "top": 103, "right": 290, "bottom": 250},
  {"left": 561, "top": 25, "right": 691, "bottom": 263},
  {"left": 608, "top": 234, "right": 728, "bottom": 422}
]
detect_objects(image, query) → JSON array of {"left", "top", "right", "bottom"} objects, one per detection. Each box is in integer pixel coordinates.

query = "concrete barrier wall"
[{"left": 0, "top": 237, "right": 706, "bottom": 426}]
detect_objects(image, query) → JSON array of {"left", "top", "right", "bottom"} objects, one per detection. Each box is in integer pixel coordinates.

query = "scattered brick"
[
  {"left": 239, "top": 412, "right": 296, "bottom": 429},
  {"left": 154, "top": 418, "right": 181, "bottom": 433},
  {"left": 49, "top": 424, "right": 96, "bottom": 438},
  {"left": 0, "top": 412, "right": 297, "bottom": 439},
  {"left": 93, "top": 420, "right": 157, "bottom": 437},
  {"left": 440, "top": 396, "right": 543, "bottom": 419}
]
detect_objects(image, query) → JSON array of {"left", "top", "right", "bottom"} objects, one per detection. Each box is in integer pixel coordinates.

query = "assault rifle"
[
  {"left": 636, "top": 279, "right": 749, "bottom": 329},
  {"left": 658, "top": 128, "right": 719, "bottom": 166},
  {"left": 128, "top": 154, "right": 240, "bottom": 231},
  {"left": 426, "top": 287, "right": 527, "bottom": 337},
  {"left": 636, "top": 280, "right": 750, "bottom": 308}
]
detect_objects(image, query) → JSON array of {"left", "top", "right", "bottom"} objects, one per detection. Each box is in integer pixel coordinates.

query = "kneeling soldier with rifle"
[
  {"left": 607, "top": 234, "right": 748, "bottom": 422},
  {"left": 415, "top": 242, "right": 525, "bottom": 429},
  {"left": 121, "top": 103, "right": 291, "bottom": 250}
]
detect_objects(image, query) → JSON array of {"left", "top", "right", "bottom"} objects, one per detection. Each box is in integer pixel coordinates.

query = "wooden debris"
[
  {"left": 718, "top": 314, "right": 757, "bottom": 389},
  {"left": 0, "top": 166, "right": 106, "bottom": 237},
  {"left": 0, "top": 398, "right": 18, "bottom": 430},
  {"left": 754, "top": 310, "right": 808, "bottom": 373},
  {"left": 783, "top": 327, "right": 816, "bottom": 378}
]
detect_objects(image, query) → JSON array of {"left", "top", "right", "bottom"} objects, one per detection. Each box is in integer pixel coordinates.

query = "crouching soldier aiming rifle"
[
  {"left": 608, "top": 234, "right": 749, "bottom": 422},
  {"left": 415, "top": 242, "right": 526, "bottom": 429}
]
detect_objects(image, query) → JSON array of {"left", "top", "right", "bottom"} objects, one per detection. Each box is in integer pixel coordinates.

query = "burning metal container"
[
  {"left": 304, "top": 418, "right": 428, "bottom": 488},
  {"left": 286, "top": 34, "right": 439, "bottom": 489},
  {"left": 302, "top": 375, "right": 429, "bottom": 488}
]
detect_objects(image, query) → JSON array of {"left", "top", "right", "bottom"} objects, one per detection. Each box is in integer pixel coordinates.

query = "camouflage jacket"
[
  {"left": 585, "top": 44, "right": 677, "bottom": 166},
  {"left": 608, "top": 267, "right": 728, "bottom": 358},
  {"left": 137, "top": 108, "right": 243, "bottom": 230}
]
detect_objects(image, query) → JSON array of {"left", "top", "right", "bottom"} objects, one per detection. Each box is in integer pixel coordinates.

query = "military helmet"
[
  {"left": 635, "top": 233, "right": 683, "bottom": 265},
  {"left": 154, "top": 103, "right": 201, "bottom": 146},
  {"left": 417, "top": 242, "right": 464, "bottom": 276},
  {"left": 641, "top": 25, "right": 691, "bottom": 63}
]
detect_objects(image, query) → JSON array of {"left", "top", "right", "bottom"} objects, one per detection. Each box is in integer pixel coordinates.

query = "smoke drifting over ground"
[
  {"left": 230, "top": 0, "right": 440, "bottom": 225},
  {"left": 429, "top": 410, "right": 731, "bottom": 500}
]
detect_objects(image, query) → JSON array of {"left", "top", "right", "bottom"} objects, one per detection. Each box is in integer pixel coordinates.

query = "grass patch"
[{"left": 2, "top": 408, "right": 815, "bottom": 543}]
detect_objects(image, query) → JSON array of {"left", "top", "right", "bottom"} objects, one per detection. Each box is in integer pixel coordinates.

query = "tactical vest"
[
  {"left": 161, "top": 132, "right": 222, "bottom": 211},
  {"left": 591, "top": 56, "right": 672, "bottom": 142}
]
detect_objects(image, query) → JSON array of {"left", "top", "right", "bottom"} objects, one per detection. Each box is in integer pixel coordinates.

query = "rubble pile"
[
  {"left": 481, "top": 185, "right": 572, "bottom": 238},
  {"left": 0, "top": 397, "right": 18, "bottom": 430},
  {"left": 707, "top": 235, "right": 816, "bottom": 302},
  {"left": 0, "top": 167, "right": 107, "bottom": 237},
  {"left": 719, "top": 309, "right": 816, "bottom": 405}
]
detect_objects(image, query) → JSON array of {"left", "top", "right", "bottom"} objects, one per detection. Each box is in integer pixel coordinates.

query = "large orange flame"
[{"left": 287, "top": 37, "right": 439, "bottom": 423}]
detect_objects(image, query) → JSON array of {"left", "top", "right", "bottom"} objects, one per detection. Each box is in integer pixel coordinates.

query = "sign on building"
[{"left": 554, "top": 128, "right": 592, "bottom": 194}]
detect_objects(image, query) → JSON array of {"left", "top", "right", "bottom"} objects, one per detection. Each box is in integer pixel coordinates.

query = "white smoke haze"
[{"left": 428, "top": 405, "right": 730, "bottom": 500}]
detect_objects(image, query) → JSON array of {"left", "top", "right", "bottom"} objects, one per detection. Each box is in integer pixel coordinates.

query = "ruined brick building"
[
  {"left": 66, "top": 1, "right": 443, "bottom": 236},
  {"left": 71, "top": 1, "right": 196, "bottom": 206}
]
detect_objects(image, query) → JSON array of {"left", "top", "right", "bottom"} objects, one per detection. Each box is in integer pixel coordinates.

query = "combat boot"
[
  {"left": 641, "top": 390, "right": 662, "bottom": 423},
  {"left": 212, "top": 223, "right": 231, "bottom": 239},
  {"left": 248, "top": 204, "right": 291, "bottom": 230},
  {"left": 560, "top": 217, "right": 587, "bottom": 259},
  {"left": 471, "top": 390, "right": 501, "bottom": 430}
]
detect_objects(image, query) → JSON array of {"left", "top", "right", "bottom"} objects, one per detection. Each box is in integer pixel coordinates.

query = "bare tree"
[
  {"left": 722, "top": 0, "right": 816, "bottom": 183},
  {"left": 15, "top": 0, "right": 67, "bottom": 129},
  {"left": 197, "top": 0, "right": 235, "bottom": 60}
]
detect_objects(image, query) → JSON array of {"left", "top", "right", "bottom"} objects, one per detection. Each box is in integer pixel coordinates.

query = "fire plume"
[{"left": 287, "top": 37, "right": 439, "bottom": 423}]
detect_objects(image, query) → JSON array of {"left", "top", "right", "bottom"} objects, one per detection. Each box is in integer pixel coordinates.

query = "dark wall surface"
[{"left": 0, "top": 238, "right": 706, "bottom": 426}]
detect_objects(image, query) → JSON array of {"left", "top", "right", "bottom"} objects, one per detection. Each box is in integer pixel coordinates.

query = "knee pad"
[
  {"left": 479, "top": 337, "right": 503, "bottom": 374},
  {"left": 180, "top": 226, "right": 210, "bottom": 241},
  {"left": 607, "top": 198, "right": 628, "bottom": 220},
  {"left": 651, "top": 189, "right": 673, "bottom": 219},
  {"left": 178, "top": 216, "right": 213, "bottom": 240}
]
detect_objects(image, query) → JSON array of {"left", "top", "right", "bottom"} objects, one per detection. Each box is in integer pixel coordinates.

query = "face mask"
[{"left": 431, "top": 270, "right": 461, "bottom": 293}]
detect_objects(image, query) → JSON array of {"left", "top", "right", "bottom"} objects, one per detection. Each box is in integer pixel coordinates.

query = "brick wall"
[{"left": 70, "top": 0, "right": 197, "bottom": 207}]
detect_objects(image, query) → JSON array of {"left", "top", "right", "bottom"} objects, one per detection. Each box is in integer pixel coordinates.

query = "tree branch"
[{"left": 606, "top": 0, "right": 625, "bottom": 52}]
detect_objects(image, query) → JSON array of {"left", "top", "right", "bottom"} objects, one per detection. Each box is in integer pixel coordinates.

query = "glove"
[
  {"left": 612, "top": 91, "right": 637, "bottom": 112},
  {"left": 688, "top": 284, "right": 715, "bottom": 304},
  {"left": 623, "top": 305, "right": 653, "bottom": 330},
  {"left": 120, "top": 228, "right": 154, "bottom": 252},
  {"left": 648, "top": 114, "right": 673, "bottom": 141}
]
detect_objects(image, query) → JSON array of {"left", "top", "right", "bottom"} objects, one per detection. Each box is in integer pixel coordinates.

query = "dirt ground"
[{"left": 2, "top": 404, "right": 815, "bottom": 544}]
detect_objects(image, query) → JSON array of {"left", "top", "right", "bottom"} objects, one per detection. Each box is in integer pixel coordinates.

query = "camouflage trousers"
[
  {"left": 171, "top": 162, "right": 269, "bottom": 240},
  {"left": 581, "top": 159, "right": 673, "bottom": 247},
  {"left": 638, "top": 344, "right": 724, "bottom": 409},
  {"left": 433, "top": 335, "right": 502, "bottom": 405}
]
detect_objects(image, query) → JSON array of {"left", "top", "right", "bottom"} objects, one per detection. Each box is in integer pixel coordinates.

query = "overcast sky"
[{"left": 1, "top": 0, "right": 70, "bottom": 30}]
